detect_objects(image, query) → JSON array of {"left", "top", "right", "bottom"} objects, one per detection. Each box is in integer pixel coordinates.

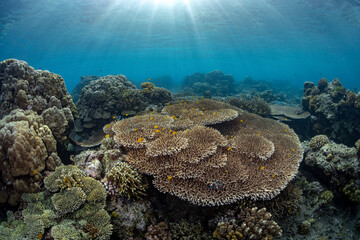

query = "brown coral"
[
  {"left": 113, "top": 99, "right": 302, "bottom": 206},
  {"left": 0, "top": 109, "right": 61, "bottom": 205},
  {"left": 0, "top": 59, "right": 77, "bottom": 141}
]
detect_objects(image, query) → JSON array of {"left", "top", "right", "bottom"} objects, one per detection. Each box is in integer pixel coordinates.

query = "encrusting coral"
[
  {"left": 108, "top": 99, "right": 303, "bottom": 206},
  {"left": 0, "top": 59, "right": 77, "bottom": 142},
  {"left": 0, "top": 109, "right": 61, "bottom": 206}
]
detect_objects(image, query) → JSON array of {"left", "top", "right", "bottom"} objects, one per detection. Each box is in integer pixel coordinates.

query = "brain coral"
[
  {"left": 0, "top": 59, "right": 77, "bottom": 141},
  {"left": 111, "top": 99, "right": 303, "bottom": 206},
  {"left": 0, "top": 109, "right": 61, "bottom": 206}
]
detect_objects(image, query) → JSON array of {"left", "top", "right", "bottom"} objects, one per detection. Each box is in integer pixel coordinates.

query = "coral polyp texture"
[
  {"left": 0, "top": 109, "right": 61, "bottom": 206},
  {"left": 111, "top": 99, "right": 303, "bottom": 206},
  {"left": 0, "top": 59, "right": 77, "bottom": 141}
]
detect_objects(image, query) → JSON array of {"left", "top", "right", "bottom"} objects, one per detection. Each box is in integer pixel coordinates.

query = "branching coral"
[
  {"left": 112, "top": 99, "right": 302, "bottom": 206},
  {"left": 104, "top": 161, "right": 147, "bottom": 199}
]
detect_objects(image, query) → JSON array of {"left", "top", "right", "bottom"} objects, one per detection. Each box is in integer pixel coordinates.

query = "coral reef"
[
  {"left": 0, "top": 165, "right": 113, "bottom": 239},
  {"left": 227, "top": 96, "right": 271, "bottom": 116},
  {"left": 74, "top": 75, "right": 173, "bottom": 139},
  {"left": 71, "top": 75, "right": 100, "bottom": 103},
  {"left": 182, "top": 70, "right": 235, "bottom": 97},
  {"left": 74, "top": 74, "right": 145, "bottom": 138},
  {"left": 110, "top": 199, "right": 154, "bottom": 239},
  {"left": 303, "top": 136, "right": 360, "bottom": 202},
  {"left": 104, "top": 161, "right": 147, "bottom": 199},
  {"left": 170, "top": 220, "right": 212, "bottom": 240},
  {"left": 109, "top": 99, "right": 302, "bottom": 206},
  {"left": 141, "top": 82, "right": 173, "bottom": 106},
  {"left": 301, "top": 78, "right": 360, "bottom": 146},
  {"left": 0, "top": 109, "right": 61, "bottom": 206},
  {"left": 213, "top": 207, "right": 282, "bottom": 240},
  {"left": 0, "top": 59, "right": 77, "bottom": 142},
  {"left": 145, "top": 222, "right": 171, "bottom": 240}
]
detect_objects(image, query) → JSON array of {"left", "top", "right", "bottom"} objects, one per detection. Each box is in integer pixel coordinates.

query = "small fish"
[
  {"left": 133, "top": 129, "right": 137, "bottom": 131},
  {"left": 167, "top": 176, "right": 173, "bottom": 180},
  {"left": 162, "top": 128, "right": 165, "bottom": 131},
  {"left": 33, "top": 169, "right": 37, "bottom": 175},
  {"left": 272, "top": 174, "right": 276, "bottom": 178},
  {"left": 227, "top": 147, "right": 231, "bottom": 151},
  {"left": 137, "top": 138, "right": 144, "bottom": 142},
  {"left": 154, "top": 125, "right": 159, "bottom": 129},
  {"left": 230, "top": 135, "right": 234, "bottom": 138},
  {"left": 105, "top": 134, "right": 110, "bottom": 138},
  {"left": 155, "top": 130, "right": 160, "bottom": 133},
  {"left": 260, "top": 166, "right": 265, "bottom": 170},
  {"left": 150, "top": 117, "right": 154, "bottom": 120},
  {"left": 37, "top": 233, "right": 43, "bottom": 239},
  {"left": 213, "top": 112, "right": 216, "bottom": 115},
  {"left": 258, "top": 132, "right": 261, "bottom": 136},
  {"left": 105, "top": 124, "right": 110, "bottom": 128},
  {"left": 172, "top": 131, "right": 177, "bottom": 135},
  {"left": 291, "top": 148, "right": 295, "bottom": 152}
]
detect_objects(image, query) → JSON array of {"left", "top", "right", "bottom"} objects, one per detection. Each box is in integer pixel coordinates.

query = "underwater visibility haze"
[
  {"left": 1, "top": 0, "right": 360, "bottom": 91},
  {"left": 0, "top": 0, "right": 360, "bottom": 240}
]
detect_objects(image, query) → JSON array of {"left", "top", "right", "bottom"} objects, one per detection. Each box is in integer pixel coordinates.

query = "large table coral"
[{"left": 109, "top": 99, "right": 303, "bottom": 206}]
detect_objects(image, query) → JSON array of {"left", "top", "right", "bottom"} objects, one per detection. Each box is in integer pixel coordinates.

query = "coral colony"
[{"left": 0, "top": 59, "right": 359, "bottom": 239}]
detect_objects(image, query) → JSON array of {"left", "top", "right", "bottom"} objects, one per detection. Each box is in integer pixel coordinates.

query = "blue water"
[{"left": 1, "top": 0, "right": 360, "bottom": 92}]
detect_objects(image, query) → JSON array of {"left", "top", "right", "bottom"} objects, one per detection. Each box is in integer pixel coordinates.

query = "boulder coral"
[
  {"left": 303, "top": 135, "right": 360, "bottom": 202},
  {"left": 109, "top": 99, "right": 303, "bottom": 206},
  {"left": 0, "top": 109, "right": 61, "bottom": 206},
  {"left": 0, "top": 59, "right": 77, "bottom": 142},
  {"left": 302, "top": 78, "right": 360, "bottom": 146},
  {"left": 74, "top": 75, "right": 172, "bottom": 139}
]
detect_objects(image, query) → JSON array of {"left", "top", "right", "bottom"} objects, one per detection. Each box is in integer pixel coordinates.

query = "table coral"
[
  {"left": 0, "top": 109, "right": 61, "bottom": 206},
  {"left": 110, "top": 99, "right": 303, "bottom": 206},
  {"left": 0, "top": 59, "right": 77, "bottom": 142}
]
